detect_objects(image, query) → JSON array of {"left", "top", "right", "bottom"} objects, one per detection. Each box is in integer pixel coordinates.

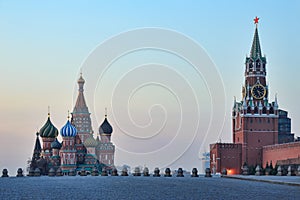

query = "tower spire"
[
  {"left": 73, "top": 73, "right": 88, "bottom": 113},
  {"left": 274, "top": 93, "right": 279, "bottom": 109},
  {"left": 34, "top": 132, "right": 42, "bottom": 151},
  {"left": 72, "top": 73, "right": 93, "bottom": 144},
  {"left": 250, "top": 17, "right": 262, "bottom": 59}
]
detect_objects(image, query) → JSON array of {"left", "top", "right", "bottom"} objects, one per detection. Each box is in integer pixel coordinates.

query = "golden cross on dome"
[{"left": 48, "top": 106, "right": 50, "bottom": 117}]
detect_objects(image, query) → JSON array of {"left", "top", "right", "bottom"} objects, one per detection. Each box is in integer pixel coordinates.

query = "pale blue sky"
[{"left": 1, "top": 1, "right": 299, "bottom": 173}]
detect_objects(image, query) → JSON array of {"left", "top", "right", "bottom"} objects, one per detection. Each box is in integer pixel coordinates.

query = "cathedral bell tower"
[
  {"left": 232, "top": 17, "right": 279, "bottom": 167},
  {"left": 71, "top": 73, "right": 93, "bottom": 144}
]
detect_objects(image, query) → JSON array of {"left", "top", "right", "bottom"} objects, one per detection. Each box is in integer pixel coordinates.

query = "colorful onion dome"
[
  {"left": 60, "top": 120, "right": 77, "bottom": 137},
  {"left": 84, "top": 134, "right": 98, "bottom": 147},
  {"left": 39, "top": 116, "right": 59, "bottom": 138},
  {"left": 99, "top": 116, "right": 113, "bottom": 135},
  {"left": 51, "top": 138, "right": 62, "bottom": 149}
]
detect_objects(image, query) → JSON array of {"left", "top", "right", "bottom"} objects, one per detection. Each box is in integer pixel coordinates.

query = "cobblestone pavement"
[
  {"left": 0, "top": 176, "right": 299, "bottom": 200},
  {"left": 224, "top": 175, "right": 300, "bottom": 186}
]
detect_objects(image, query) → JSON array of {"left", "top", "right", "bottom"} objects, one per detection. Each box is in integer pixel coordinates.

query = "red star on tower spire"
[{"left": 254, "top": 16, "right": 259, "bottom": 27}]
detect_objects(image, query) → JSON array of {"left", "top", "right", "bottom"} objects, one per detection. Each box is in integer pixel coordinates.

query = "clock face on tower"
[{"left": 251, "top": 84, "right": 266, "bottom": 99}]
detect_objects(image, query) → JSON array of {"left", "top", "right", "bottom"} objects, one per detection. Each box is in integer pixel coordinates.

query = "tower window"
[
  {"left": 254, "top": 107, "right": 258, "bottom": 114},
  {"left": 249, "top": 61, "right": 253, "bottom": 71},
  {"left": 256, "top": 62, "right": 261, "bottom": 71},
  {"left": 262, "top": 107, "right": 267, "bottom": 114},
  {"left": 247, "top": 106, "right": 251, "bottom": 114}
]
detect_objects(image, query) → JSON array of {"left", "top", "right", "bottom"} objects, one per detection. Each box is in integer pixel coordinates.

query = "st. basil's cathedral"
[{"left": 29, "top": 74, "right": 115, "bottom": 175}]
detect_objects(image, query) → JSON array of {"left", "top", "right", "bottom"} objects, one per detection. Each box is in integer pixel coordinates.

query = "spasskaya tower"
[{"left": 232, "top": 17, "right": 279, "bottom": 167}]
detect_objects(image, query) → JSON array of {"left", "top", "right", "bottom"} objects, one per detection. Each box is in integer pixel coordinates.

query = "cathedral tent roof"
[{"left": 84, "top": 134, "right": 98, "bottom": 147}]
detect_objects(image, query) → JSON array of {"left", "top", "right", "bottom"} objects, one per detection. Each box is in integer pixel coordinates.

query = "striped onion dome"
[
  {"left": 51, "top": 138, "right": 62, "bottom": 149},
  {"left": 39, "top": 116, "right": 59, "bottom": 138},
  {"left": 83, "top": 134, "right": 98, "bottom": 147},
  {"left": 60, "top": 120, "right": 77, "bottom": 137}
]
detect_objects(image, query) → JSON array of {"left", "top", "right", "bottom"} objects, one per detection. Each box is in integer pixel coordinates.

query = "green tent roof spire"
[{"left": 250, "top": 26, "right": 262, "bottom": 59}]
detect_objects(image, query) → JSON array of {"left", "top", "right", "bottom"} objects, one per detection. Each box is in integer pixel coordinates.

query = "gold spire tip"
[{"left": 48, "top": 106, "right": 50, "bottom": 117}]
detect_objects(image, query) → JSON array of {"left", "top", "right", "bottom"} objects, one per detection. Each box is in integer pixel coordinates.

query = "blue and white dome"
[{"left": 60, "top": 120, "right": 77, "bottom": 137}]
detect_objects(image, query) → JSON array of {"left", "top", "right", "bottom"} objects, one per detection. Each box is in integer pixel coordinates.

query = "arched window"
[
  {"left": 249, "top": 61, "right": 253, "bottom": 71},
  {"left": 247, "top": 106, "right": 251, "bottom": 114},
  {"left": 262, "top": 107, "right": 267, "bottom": 114},
  {"left": 262, "top": 63, "right": 265, "bottom": 72},
  {"left": 254, "top": 106, "right": 258, "bottom": 114},
  {"left": 256, "top": 59, "right": 261, "bottom": 71},
  {"left": 269, "top": 107, "right": 274, "bottom": 114}
]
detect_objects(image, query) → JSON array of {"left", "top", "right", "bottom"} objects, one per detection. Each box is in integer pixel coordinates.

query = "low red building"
[{"left": 210, "top": 143, "right": 242, "bottom": 174}]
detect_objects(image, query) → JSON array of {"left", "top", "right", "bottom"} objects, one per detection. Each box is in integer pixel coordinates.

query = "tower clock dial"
[{"left": 251, "top": 84, "right": 266, "bottom": 99}]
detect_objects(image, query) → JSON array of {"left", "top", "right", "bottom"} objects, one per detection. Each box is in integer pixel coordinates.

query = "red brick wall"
[
  {"left": 233, "top": 116, "right": 278, "bottom": 167},
  {"left": 210, "top": 143, "right": 242, "bottom": 174},
  {"left": 263, "top": 142, "right": 300, "bottom": 167}
]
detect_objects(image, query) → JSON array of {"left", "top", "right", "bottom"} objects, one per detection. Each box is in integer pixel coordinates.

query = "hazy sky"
[{"left": 1, "top": 1, "right": 299, "bottom": 174}]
